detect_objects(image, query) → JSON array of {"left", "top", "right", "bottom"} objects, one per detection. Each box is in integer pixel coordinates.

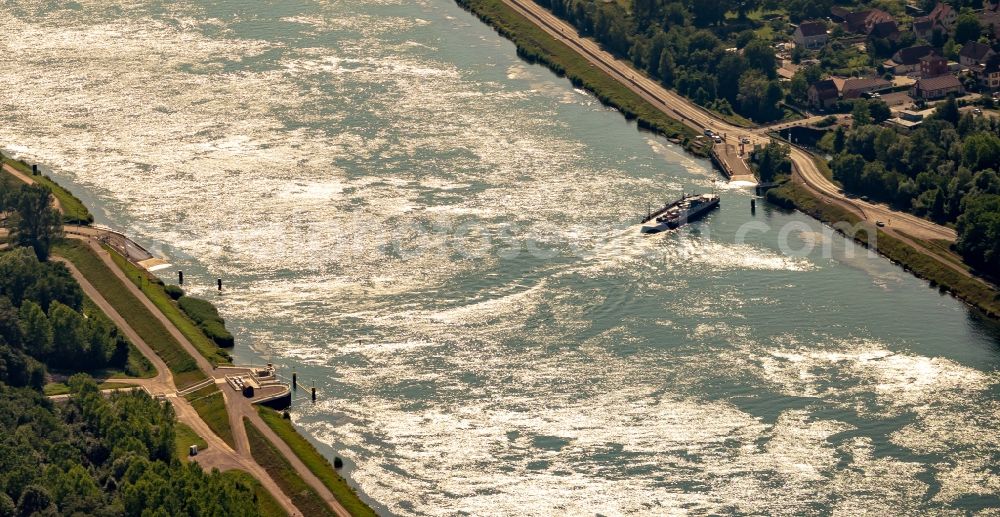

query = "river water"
[{"left": 2, "top": 0, "right": 1000, "bottom": 514}]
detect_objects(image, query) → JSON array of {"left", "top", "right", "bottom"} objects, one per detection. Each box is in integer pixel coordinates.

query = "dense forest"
[
  {"left": 821, "top": 97, "right": 1000, "bottom": 275},
  {"left": 2, "top": 175, "right": 127, "bottom": 387},
  {"left": 0, "top": 244, "right": 268, "bottom": 516},
  {"left": 534, "top": 0, "right": 790, "bottom": 121},
  {"left": 531, "top": 0, "right": 1000, "bottom": 122},
  {"left": 1, "top": 180, "right": 61, "bottom": 261},
  {"left": 0, "top": 376, "right": 265, "bottom": 516},
  {"left": 1, "top": 178, "right": 266, "bottom": 515},
  {"left": 0, "top": 246, "right": 133, "bottom": 388}
]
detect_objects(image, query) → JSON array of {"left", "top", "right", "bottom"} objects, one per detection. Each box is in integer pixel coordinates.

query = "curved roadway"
[
  {"left": 6, "top": 161, "right": 351, "bottom": 517},
  {"left": 498, "top": 0, "right": 957, "bottom": 244}
]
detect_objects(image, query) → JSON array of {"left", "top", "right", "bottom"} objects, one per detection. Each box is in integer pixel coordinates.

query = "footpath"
[{"left": 5, "top": 162, "right": 353, "bottom": 517}]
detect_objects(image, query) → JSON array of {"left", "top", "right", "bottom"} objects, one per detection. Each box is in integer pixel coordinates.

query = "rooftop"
[
  {"left": 895, "top": 45, "right": 938, "bottom": 65},
  {"left": 960, "top": 42, "right": 994, "bottom": 62},
  {"left": 915, "top": 74, "right": 963, "bottom": 90},
  {"left": 797, "top": 21, "right": 828, "bottom": 37},
  {"left": 842, "top": 76, "right": 891, "bottom": 92}
]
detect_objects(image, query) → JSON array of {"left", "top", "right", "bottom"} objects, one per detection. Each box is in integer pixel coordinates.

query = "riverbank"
[
  {"left": 458, "top": 0, "right": 1000, "bottom": 321},
  {"left": 455, "top": 0, "right": 708, "bottom": 157},
  {"left": 2, "top": 164, "right": 376, "bottom": 515},
  {"left": 1, "top": 152, "right": 93, "bottom": 225}
]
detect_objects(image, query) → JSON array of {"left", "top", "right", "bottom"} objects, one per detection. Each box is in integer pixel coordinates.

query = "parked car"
[{"left": 876, "top": 221, "right": 885, "bottom": 227}]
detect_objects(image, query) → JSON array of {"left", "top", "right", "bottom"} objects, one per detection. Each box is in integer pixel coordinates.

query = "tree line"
[
  {"left": 1, "top": 178, "right": 62, "bottom": 261},
  {"left": 0, "top": 375, "right": 266, "bottom": 516},
  {"left": 1, "top": 174, "right": 130, "bottom": 384},
  {"left": 0, "top": 246, "right": 134, "bottom": 389},
  {"left": 534, "top": 0, "right": 789, "bottom": 121},
  {"left": 0, "top": 188, "right": 268, "bottom": 514},
  {"left": 821, "top": 97, "right": 1000, "bottom": 276}
]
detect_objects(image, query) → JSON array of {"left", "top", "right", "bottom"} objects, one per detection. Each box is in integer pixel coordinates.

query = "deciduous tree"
[{"left": 14, "top": 184, "right": 61, "bottom": 261}]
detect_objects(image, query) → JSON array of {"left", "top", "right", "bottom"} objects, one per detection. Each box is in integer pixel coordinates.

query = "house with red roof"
[
  {"left": 913, "top": 3, "right": 957, "bottom": 40},
  {"left": 912, "top": 74, "right": 964, "bottom": 99}
]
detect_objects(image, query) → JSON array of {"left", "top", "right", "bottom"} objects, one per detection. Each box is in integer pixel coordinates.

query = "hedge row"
[{"left": 178, "top": 296, "right": 235, "bottom": 348}]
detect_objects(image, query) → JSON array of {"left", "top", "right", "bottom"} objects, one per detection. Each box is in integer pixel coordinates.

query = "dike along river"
[{"left": 2, "top": 0, "right": 1000, "bottom": 514}]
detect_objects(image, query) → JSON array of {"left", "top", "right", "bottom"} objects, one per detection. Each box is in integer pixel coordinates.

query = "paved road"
[
  {"left": 6, "top": 166, "right": 352, "bottom": 517},
  {"left": 497, "top": 0, "right": 756, "bottom": 181},
  {"left": 499, "top": 0, "right": 959, "bottom": 246},
  {"left": 73, "top": 236, "right": 353, "bottom": 517},
  {"left": 54, "top": 256, "right": 302, "bottom": 516},
  {"left": 2, "top": 163, "right": 63, "bottom": 212}
]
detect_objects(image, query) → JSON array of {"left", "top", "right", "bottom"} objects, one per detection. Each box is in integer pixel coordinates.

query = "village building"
[
  {"left": 885, "top": 108, "right": 937, "bottom": 133},
  {"left": 981, "top": 54, "right": 1000, "bottom": 90},
  {"left": 913, "top": 3, "right": 957, "bottom": 40},
  {"left": 913, "top": 18, "right": 936, "bottom": 41},
  {"left": 911, "top": 74, "right": 964, "bottom": 99},
  {"left": 978, "top": 2, "right": 1000, "bottom": 40},
  {"left": 868, "top": 20, "right": 901, "bottom": 41},
  {"left": 919, "top": 54, "right": 949, "bottom": 78},
  {"left": 927, "top": 3, "right": 957, "bottom": 30},
  {"left": 842, "top": 77, "right": 892, "bottom": 99},
  {"left": 885, "top": 45, "right": 939, "bottom": 75},
  {"left": 835, "top": 8, "right": 895, "bottom": 34},
  {"left": 793, "top": 21, "right": 829, "bottom": 50},
  {"left": 959, "top": 42, "right": 996, "bottom": 68},
  {"left": 807, "top": 79, "right": 840, "bottom": 109}
]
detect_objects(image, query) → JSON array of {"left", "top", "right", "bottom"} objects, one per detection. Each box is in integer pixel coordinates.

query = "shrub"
[
  {"left": 178, "top": 296, "right": 234, "bottom": 347},
  {"left": 815, "top": 115, "right": 838, "bottom": 128},
  {"left": 164, "top": 284, "right": 184, "bottom": 300}
]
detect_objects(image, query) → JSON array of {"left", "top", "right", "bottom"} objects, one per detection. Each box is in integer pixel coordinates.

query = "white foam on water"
[{"left": 2, "top": 1, "right": 999, "bottom": 515}]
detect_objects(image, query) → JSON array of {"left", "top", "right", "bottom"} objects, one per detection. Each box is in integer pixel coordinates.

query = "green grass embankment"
[
  {"left": 80, "top": 297, "right": 157, "bottom": 379},
  {"left": 0, "top": 153, "right": 93, "bottom": 225},
  {"left": 245, "top": 418, "right": 337, "bottom": 517},
  {"left": 257, "top": 407, "right": 376, "bottom": 517},
  {"left": 223, "top": 470, "right": 289, "bottom": 517},
  {"left": 455, "top": 0, "right": 706, "bottom": 155},
  {"left": 174, "top": 421, "right": 209, "bottom": 461},
  {"left": 184, "top": 384, "right": 236, "bottom": 449},
  {"left": 813, "top": 154, "right": 838, "bottom": 184},
  {"left": 105, "top": 249, "right": 233, "bottom": 365},
  {"left": 178, "top": 296, "right": 235, "bottom": 348},
  {"left": 52, "top": 239, "right": 207, "bottom": 389},
  {"left": 3, "top": 160, "right": 233, "bottom": 365},
  {"left": 767, "top": 181, "right": 1000, "bottom": 318},
  {"left": 43, "top": 380, "right": 138, "bottom": 396}
]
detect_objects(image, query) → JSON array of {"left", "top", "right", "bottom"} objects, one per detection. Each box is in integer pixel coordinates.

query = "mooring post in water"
[
  {"left": 311, "top": 381, "right": 316, "bottom": 403},
  {"left": 178, "top": 270, "right": 183, "bottom": 285},
  {"left": 751, "top": 198, "right": 756, "bottom": 214},
  {"left": 217, "top": 278, "right": 222, "bottom": 291},
  {"left": 31, "top": 164, "right": 38, "bottom": 175},
  {"left": 292, "top": 371, "right": 297, "bottom": 391}
]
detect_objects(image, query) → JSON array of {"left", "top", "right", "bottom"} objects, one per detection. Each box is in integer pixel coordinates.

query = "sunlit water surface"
[{"left": 2, "top": 0, "right": 1000, "bottom": 514}]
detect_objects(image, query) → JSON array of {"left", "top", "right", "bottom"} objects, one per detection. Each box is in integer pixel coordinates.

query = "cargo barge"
[{"left": 640, "top": 193, "right": 720, "bottom": 234}]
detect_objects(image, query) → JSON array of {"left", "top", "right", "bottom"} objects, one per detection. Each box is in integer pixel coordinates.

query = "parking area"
[{"left": 880, "top": 91, "right": 914, "bottom": 109}]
